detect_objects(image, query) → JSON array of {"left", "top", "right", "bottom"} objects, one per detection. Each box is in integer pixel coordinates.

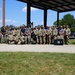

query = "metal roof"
[{"left": 18, "top": 0, "right": 75, "bottom": 12}]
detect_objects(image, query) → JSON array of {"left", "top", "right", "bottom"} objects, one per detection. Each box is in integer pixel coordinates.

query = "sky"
[{"left": 0, "top": 0, "right": 75, "bottom": 27}]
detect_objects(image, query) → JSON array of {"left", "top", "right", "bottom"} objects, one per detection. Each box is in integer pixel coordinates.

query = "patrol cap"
[{"left": 60, "top": 26, "right": 62, "bottom": 28}]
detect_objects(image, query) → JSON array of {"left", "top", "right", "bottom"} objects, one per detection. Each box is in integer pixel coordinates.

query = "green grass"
[
  {"left": 0, "top": 52, "right": 75, "bottom": 75},
  {"left": 69, "top": 39, "right": 75, "bottom": 44}
]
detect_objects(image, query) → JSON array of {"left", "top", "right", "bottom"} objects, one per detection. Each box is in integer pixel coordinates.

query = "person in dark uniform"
[
  {"left": 0, "top": 30, "right": 2, "bottom": 43},
  {"left": 31, "top": 28, "right": 36, "bottom": 44},
  {"left": 20, "top": 26, "right": 25, "bottom": 35},
  {"left": 1, "top": 26, "right": 6, "bottom": 43}
]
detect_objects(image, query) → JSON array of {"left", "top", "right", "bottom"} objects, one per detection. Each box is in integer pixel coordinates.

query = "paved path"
[{"left": 0, "top": 44, "right": 75, "bottom": 53}]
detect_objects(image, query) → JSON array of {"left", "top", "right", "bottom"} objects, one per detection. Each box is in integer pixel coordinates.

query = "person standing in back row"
[
  {"left": 64, "top": 25, "right": 71, "bottom": 44},
  {"left": 41, "top": 26, "right": 46, "bottom": 44},
  {"left": 1, "top": 26, "right": 6, "bottom": 42},
  {"left": 58, "top": 26, "right": 64, "bottom": 40},
  {"left": 0, "top": 30, "right": 2, "bottom": 43},
  {"left": 38, "top": 27, "right": 42, "bottom": 44},
  {"left": 51, "top": 26, "right": 58, "bottom": 44}
]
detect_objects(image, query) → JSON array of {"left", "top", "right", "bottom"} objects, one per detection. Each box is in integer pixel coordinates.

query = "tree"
[
  {"left": 53, "top": 14, "right": 75, "bottom": 31},
  {"left": 53, "top": 20, "right": 62, "bottom": 26},
  {"left": 61, "top": 14, "right": 75, "bottom": 27},
  {"left": 70, "top": 24, "right": 75, "bottom": 32}
]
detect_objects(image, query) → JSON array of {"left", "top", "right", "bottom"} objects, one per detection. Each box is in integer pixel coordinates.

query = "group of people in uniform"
[{"left": 0, "top": 25, "right": 71, "bottom": 45}]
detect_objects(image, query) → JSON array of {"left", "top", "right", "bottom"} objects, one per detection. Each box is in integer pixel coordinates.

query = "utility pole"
[{"left": 2, "top": 0, "right": 5, "bottom": 28}]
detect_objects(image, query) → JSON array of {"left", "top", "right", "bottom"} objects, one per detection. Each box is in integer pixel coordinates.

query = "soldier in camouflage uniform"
[
  {"left": 45, "top": 26, "right": 49, "bottom": 44},
  {"left": 12, "top": 28, "right": 16, "bottom": 36},
  {"left": 13, "top": 33, "right": 19, "bottom": 44},
  {"left": 51, "top": 26, "right": 58, "bottom": 44},
  {"left": 64, "top": 25, "right": 71, "bottom": 44},
  {"left": 34, "top": 27, "right": 38, "bottom": 44},
  {"left": 16, "top": 27, "right": 21, "bottom": 37},
  {"left": 37, "top": 27, "right": 42, "bottom": 44},
  {"left": 5, "top": 28, "right": 10, "bottom": 44},
  {"left": 18, "top": 33, "right": 25, "bottom": 44},
  {"left": 25, "top": 26, "right": 31, "bottom": 44},
  {"left": 41, "top": 26, "right": 46, "bottom": 44},
  {"left": 48, "top": 26, "right": 52, "bottom": 44},
  {"left": 7, "top": 32, "right": 13, "bottom": 44},
  {"left": 57, "top": 26, "right": 64, "bottom": 40}
]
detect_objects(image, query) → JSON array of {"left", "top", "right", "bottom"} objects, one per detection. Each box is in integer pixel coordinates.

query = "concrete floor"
[{"left": 0, "top": 44, "right": 75, "bottom": 53}]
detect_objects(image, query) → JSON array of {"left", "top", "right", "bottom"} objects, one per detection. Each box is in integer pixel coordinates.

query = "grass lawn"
[
  {"left": 69, "top": 39, "right": 75, "bottom": 44},
  {"left": 0, "top": 52, "right": 75, "bottom": 75}
]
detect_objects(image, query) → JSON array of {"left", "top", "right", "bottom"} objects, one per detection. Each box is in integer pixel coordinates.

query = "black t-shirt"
[
  {"left": 21, "top": 28, "right": 25, "bottom": 33},
  {"left": 1, "top": 27, "right": 6, "bottom": 35}
]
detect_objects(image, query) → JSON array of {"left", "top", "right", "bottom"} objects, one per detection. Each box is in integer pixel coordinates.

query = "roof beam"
[
  {"left": 59, "top": 8, "right": 75, "bottom": 13},
  {"left": 54, "top": 0, "right": 75, "bottom": 7},
  {"left": 49, "top": 0, "right": 75, "bottom": 11},
  {"left": 18, "top": 0, "right": 57, "bottom": 11},
  {"left": 18, "top": 0, "right": 75, "bottom": 12},
  {"left": 39, "top": 1, "right": 68, "bottom": 11},
  {"left": 31, "top": 4, "right": 44, "bottom": 10}
]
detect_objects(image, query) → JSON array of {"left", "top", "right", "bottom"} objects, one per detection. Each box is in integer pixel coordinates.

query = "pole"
[
  {"left": 27, "top": 3, "right": 31, "bottom": 27},
  {"left": 44, "top": 8, "right": 47, "bottom": 29},
  {"left": 2, "top": 0, "right": 5, "bottom": 28},
  {"left": 57, "top": 11, "right": 59, "bottom": 27}
]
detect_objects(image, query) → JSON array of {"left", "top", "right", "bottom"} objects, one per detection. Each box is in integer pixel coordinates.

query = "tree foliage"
[
  {"left": 53, "top": 14, "right": 75, "bottom": 32},
  {"left": 53, "top": 20, "right": 62, "bottom": 26}
]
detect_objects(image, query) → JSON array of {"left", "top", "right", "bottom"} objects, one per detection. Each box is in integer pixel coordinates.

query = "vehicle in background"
[{"left": 70, "top": 32, "right": 75, "bottom": 37}]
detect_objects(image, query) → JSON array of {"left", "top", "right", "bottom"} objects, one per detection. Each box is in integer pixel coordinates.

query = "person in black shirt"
[
  {"left": 20, "top": 26, "right": 25, "bottom": 36},
  {"left": 1, "top": 26, "right": 6, "bottom": 36},
  {"left": 1, "top": 26, "right": 6, "bottom": 43}
]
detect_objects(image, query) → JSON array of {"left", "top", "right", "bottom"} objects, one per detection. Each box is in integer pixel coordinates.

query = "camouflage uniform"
[
  {"left": 38, "top": 28, "right": 42, "bottom": 44},
  {"left": 7, "top": 33, "right": 13, "bottom": 44},
  {"left": 64, "top": 26, "right": 71, "bottom": 44},
  {"left": 45, "top": 28, "right": 49, "bottom": 44},
  {"left": 5, "top": 29, "right": 10, "bottom": 44},
  {"left": 13, "top": 34, "right": 19, "bottom": 44},
  {"left": 41, "top": 27, "right": 46, "bottom": 44},
  {"left": 25, "top": 27, "right": 31, "bottom": 44},
  {"left": 48, "top": 27, "right": 52, "bottom": 44},
  {"left": 18, "top": 34, "right": 25, "bottom": 44},
  {"left": 58, "top": 26, "right": 64, "bottom": 40},
  {"left": 51, "top": 26, "right": 58, "bottom": 44},
  {"left": 34, "top": 27, "right": 38, "bottom": 44},
  {"left": 16, "top": 28, "right": 21, "bottom": 37},
  {"left": 12, "top": 29, "right": 17, "bottom": 36}
]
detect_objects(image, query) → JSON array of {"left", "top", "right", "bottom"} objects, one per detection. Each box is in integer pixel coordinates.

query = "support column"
[
  {"left": 44, "top": 8, "right": 47, "bottom": 28},
  {"left": 2, "top": 0, "right": 5, "bottom": 28},
  {"left": 27, "top": 3, "right": 31, "bottom": 27},
  {"left": 57, "top": 11, "right": 59, "bottom": 27}
]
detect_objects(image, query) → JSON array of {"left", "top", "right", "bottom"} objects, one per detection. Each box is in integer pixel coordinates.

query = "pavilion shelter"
[{"left": 18, "top": 0, "right": 75, "bottom": 28}]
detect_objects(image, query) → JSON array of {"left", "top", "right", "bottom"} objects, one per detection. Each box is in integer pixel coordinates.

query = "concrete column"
[
  {"left": 27, "top": 3, "right": 31, "bottom": 27},
  {"left": 44, "top": 8, "right": 47, "bottom": 28},
  {"left": 2, "top": 0, "right": 5, "bottom": 28}
]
